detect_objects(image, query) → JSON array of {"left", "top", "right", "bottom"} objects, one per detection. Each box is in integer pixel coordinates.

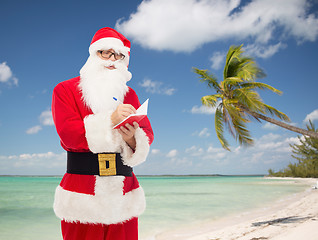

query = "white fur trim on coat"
[
  {"left": 53, "top": 176, "right": 146, "bottom": 225},
  {"left": 121, "top": 127, "right": 150, "bottom": 167},
  {"left": 89, "top": 37, "right": 130, "bottom": 66},
  {"left": 84, "top": 111, "right": 122, "bottom": 153},
  {"left": 84, "top": 112, "right": 150, "bottom": 167}
]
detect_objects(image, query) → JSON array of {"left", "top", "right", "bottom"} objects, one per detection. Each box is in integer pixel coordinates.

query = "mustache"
[
  {"left": 103, "top": 60, "right": 127, "bottom": 71},
  {"left": 80, "top": 55, "right": 132, "bottom": 82}
]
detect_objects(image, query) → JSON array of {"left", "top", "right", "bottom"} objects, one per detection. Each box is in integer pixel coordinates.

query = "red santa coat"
[{"left": 52, "top": 76, "right": 154, "bottom": 225}]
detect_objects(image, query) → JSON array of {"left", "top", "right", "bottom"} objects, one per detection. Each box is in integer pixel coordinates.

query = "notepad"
[{"left": 113, "top": 99, "right": 149, "bottom": 129}]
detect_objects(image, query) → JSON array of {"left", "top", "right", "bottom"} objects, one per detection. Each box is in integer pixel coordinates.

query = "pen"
[{"left": 113, "top": 97, "right": 123, "bottom": 104}]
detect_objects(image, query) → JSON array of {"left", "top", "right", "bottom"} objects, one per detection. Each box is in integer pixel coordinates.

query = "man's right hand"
[{"left": 111, "top": 104, "right": 136, "bottom": 126}]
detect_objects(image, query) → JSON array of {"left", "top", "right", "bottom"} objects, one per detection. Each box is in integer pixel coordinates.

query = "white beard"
[{"left": 79, "top": 55, "right": 132, "bottom": 114}]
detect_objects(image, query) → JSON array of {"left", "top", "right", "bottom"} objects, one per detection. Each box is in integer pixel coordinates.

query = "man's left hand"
[{"left": 118, "top": 122, "right": 139, "bottom": 150}]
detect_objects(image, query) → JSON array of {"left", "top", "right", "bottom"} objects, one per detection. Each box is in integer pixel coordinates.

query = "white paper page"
[{"left": 136, "top": 98, "right": 149, "bottom": 115}]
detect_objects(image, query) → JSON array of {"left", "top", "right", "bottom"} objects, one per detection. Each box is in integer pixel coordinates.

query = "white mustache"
[
  {"left": 102, "top": 60, "right": 132, "bottom": 81},
  {"left": 80, "top": 55, "right": 132, "bottom": 82},
  {"left": 103, "top": 60, "right": 127, "bottom": 71}
]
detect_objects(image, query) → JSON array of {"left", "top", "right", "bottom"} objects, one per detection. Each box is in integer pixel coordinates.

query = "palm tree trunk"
[{"left": 243, "top": 109, "right": 318, "bottom": 139}]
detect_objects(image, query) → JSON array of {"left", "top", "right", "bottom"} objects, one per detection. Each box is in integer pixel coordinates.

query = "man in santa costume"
[{"left": 52, "top": 27, "right": 154, "bottom": 240}]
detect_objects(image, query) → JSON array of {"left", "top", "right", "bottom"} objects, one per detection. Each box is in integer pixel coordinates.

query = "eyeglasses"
[{"left": 97, "top": 50, "right": 125, "bottom": 60}]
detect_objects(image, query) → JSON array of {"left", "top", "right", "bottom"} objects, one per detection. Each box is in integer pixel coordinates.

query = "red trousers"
[{"left": 61, "top": 218, "right": 138, "bottom": 240}]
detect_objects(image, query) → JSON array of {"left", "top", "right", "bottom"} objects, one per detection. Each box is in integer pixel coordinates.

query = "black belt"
[{"left": 67, "top": 152, "right": 133, "bottom": 177}]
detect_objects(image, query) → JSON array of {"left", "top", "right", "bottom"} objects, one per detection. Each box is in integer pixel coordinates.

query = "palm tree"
[{"left": 194, "top": 45, "right": 318, "bottom": 151}]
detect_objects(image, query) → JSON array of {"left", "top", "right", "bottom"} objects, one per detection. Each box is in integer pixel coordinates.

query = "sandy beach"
[{"left": 154, "top": 177, "right": 318, "bottom": 240}]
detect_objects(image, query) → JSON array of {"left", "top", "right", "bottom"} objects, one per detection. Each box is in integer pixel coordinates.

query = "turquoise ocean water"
[{"left": 0, "top": 176, "right": 308, "bottom": 240}]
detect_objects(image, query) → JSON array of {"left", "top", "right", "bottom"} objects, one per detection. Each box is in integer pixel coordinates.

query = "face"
[
  {"left": 79, "top": 47, "right": 132, "bottom": 113},
  {"left": 97, "top": 49, "right": 125, "bottom": 70}
]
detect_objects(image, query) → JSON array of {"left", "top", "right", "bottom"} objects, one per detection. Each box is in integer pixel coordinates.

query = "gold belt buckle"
[{"left": 98, "top": 153, "right": 117, "bottom": 176}]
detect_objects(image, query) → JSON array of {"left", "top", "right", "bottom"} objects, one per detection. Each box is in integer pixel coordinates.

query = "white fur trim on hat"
[
  {"left": 121, "top": 128, "right": 150, "bottom": 167},
  {"left": 53, "top": 176, "right": 146, "bottom": 225},
  {"left": 89, "top": 37, "right": 130, "bottom": 66}
]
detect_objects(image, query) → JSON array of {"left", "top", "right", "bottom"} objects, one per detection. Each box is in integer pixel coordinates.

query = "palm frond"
[
  {"left": 224, "top": 98, "right": 239, "bottom": 106},
  {"left": 262, "top": 103, "right": 291, "bottom": 122},
  {"left": 224, "top": 45, "right": 243, "bottom": 79},
  {"left": 236, "top": 57, "right": 265, "bottom": 81},
  {"left": 240, "top": 82, "right": 282, "bottom": 95},
  {"left": 215, "top": 107, "right": 230, "bottom": 151},
  {"left": 232, "top": 117, "right": 254, "bottom": 146},
  {"left": 223, "top": 99, "right": 248, "bottom": 122},
  {"left": 221, "top": 77, "right": 243, "bottom": 92},
  {"left": 233, "top": 88, "right": 265, "bottom": 113},
  {"left": 201, "top": 95, "right": 220, "bottom": 108},
  {"left": 223, "top": 106, "right": 235, "bottom": 138},
  {"left": 223, "top": 77, "right": 244, "bottom": 85},
  {"left": 224, "top": 45, "right": 265, "bottom": 82},
  {"left": 193, "top": 68, "right": 220, "bottom": 92},
  {"left": 223, "top": 102, "right": 254, "bottom": 147}
]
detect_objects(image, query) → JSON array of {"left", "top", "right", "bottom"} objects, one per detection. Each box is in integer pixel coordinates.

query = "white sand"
[{"left": 154, "top": 178, "right": 318, "bottom": 240}]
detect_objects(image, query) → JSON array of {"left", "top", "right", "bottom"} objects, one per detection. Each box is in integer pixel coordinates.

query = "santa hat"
[{"left": 89, "top": 27, "right": 131, "bottom": 66}]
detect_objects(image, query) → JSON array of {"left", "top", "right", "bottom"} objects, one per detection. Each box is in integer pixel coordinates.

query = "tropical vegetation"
[
  {"left": 194, "top": 45, "right": 318, "bottom": 151},
  {"left": 268, "top": 121, "right": 318, "bottom": 178}
]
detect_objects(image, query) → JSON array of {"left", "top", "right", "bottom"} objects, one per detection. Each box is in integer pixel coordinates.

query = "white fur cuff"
[
  {"left": 84, "top": 112, "right": 119, "bottom": 153},
  {"left": 121, "top": 128, "right": 150, "bottom": 167}
]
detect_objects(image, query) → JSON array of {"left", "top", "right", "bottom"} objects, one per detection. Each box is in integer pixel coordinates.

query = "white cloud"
[
  {"left": 185, "top": 146, "right": 204, "bottom": 157},
  {"left": 151, "top": 149, "right": 161, "bottom": 155},
  {"left": 262, "top": 122, "right": 279, "bottom": 131},
  {"left": 170, "top": 157, "right": 193, "bottom": 167},
  {"left": 205, "top": 145, "right": 227, "bottom": 159},
  {"left": 193, "top": 128, "right": 211, "bottom": 138},
  {"left": 0, "top": 62, "right": 12, "bottom": 82},
  {"left": 139, "top": 78, "right": 176, "bottom": 95},
  {"left": 143, "top": 131, "right": 302, "bottom": 174},
  {"left": 254, "top": 133, "right": 299, "bottom": 153},
  {"left": 39, "top": 110, "right": 54, "bottom": 126},
  {"left": 190, "top": 105, "right": 216, "bottom": 115},
  {"left": 199, "top": 128, "right": 210, "bottom": 138},
  {"left": 182, "top": 144, "right": 228, "bottom": 162},
  {"left": 210, "top": 51, "right": 226, "bottom": 70},
  {"left": 262, "top": 121, "right": 299, "bottom": 132},
  {"left": 304, "top": 109, "right": 318, "bottom": 123},
  {"left": 244, "top": 42, "right": 287, "bottom": 59},
  {"left": 0, "top": 62, "right": 18, "bottom": 86},
  {"left": 206, "top": 145, "right": 223, "bottom": 154},
  {"left": 167, "top": 149, "right": 178, "bottom": 158},
  {"left": 26, "top": 125, "right": 42, "bottom": 134},
  {"left": 116, "top": 0, "right": 318, "bottom": 55},
  {"left": 0, "top": 152, "right": 66, "bottom": 174},
  {"left": 250, "top": 152, "right": 264, "bottom": 164},
  {"left": 172, "top": 132, "right": 296, "bottom": 170},
  {"left": 26, "top": 109, "right": 53, "bottom": 134},
  {"left": 258, "top": 133, "right": 281, "bottom": 143}
]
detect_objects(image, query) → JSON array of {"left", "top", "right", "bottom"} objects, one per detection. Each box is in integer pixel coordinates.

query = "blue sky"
[{"left": 0, "top": 0, "right": 317, "bottom": 175}]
